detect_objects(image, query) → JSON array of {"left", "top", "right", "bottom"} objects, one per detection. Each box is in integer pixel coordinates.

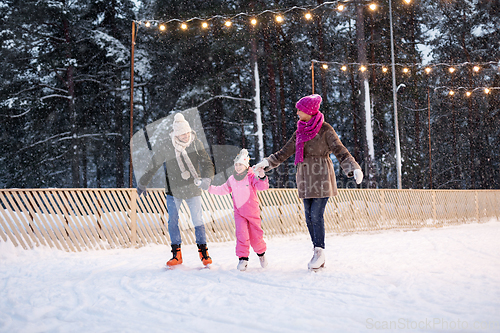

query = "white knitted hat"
[
  {"left": 234, "top": 149, "right": 250, "bottom": 168},
  {"left": 172, "top": 113, "right": 192, "bottom": 137}
]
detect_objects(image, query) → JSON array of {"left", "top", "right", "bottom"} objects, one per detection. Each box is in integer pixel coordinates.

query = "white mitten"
[
  {"left": 253, "top": 159, "right": 269, "bottom": 171},
  {"left": 258, "top": 168, "right": 266, "bottom": 178},
  {"left": 353, "top": 169, "right": 364, "bottom": 184},
  {"left": 199, "top": 178, "right": 211, "bottom": 191}
]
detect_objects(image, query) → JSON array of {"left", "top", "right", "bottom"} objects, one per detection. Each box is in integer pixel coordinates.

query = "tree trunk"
[
  {"left": 62, "top": 16, "right": 79, "bottom": 188},
  {"left": 263, "top": 26, "right": 279, "bottom": 154},
  {"left": 249, "top": 1, "right": 262, "bottom": 160},
  {"left": 315, "top": 0, "right": 327, "bottom": 98},
  {"left": 356, "top": 3, "right": 375, "bottom": 187},
  {"left": 110, "top": 0, "right": 124, "bottom": 188}
]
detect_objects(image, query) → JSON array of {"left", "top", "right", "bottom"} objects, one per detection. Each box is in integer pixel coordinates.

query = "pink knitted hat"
[{"left": 295, "top": 94, "right": 322, "bottom": 115}]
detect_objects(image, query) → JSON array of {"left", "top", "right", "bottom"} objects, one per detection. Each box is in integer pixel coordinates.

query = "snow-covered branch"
[
  {"left": 37, "top": 152, "right": 68, "bottom": 166},
  {"left": 39, "top": 84, "right": 69, "bottom": 94},
  {"left": 40, "top": 94, "right": 72, "bottom": 101},
  {"left": 0, "top": 109, "right": 31, "bottom": 118},
  {"left": 19, "top": 132, "right": 71, "bottom": 153},
  {"left": 57, "top": 133, "right": 122, "bottom": 141},
  {"left": 19, "top": 132, "right": 122, "bottom": 154},
  {"left": 197, "top": 95, "right": 253, "bottom": 108}
]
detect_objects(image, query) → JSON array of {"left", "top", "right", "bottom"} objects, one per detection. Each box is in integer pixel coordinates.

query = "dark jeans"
[{"left": 303, "top": 197, "right": 329, "bottom": 249}]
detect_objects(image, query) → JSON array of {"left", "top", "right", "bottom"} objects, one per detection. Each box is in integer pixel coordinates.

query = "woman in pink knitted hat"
[{"left": 254, "top": 94, "right": 363, "bottom": 271}]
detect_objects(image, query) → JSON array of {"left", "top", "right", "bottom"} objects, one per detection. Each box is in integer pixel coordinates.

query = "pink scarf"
[{"left": 295, "top": 112, "right": 324, "bottom": 165}]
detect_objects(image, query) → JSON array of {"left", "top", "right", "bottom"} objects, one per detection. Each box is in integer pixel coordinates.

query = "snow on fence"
[{"left": 0, "top": 188, "right": 499, "bottom": 252}]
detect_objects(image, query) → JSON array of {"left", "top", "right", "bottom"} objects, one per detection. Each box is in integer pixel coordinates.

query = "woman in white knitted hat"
[{"left": 137, "top": 113, "right": 215, "bottom": 268}]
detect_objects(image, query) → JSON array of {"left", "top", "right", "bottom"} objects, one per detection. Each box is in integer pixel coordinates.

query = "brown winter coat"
[{"left": 267, "top": 122, "right": 360, "bottom": 199}]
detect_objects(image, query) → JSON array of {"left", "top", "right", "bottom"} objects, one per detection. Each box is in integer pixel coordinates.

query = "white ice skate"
[
  {"left": 237, "top": 258, "right": 248, "bottom": 271},
  {"left": 258, "top": 253, "right": 268, "bottom": 268},
  {"left": 308, "top": 247, "right": 325, "bottom": 271}
]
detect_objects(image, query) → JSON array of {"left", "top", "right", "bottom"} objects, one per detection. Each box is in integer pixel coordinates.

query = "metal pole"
[
  {"left": 428, "top": 86, "right": 432, "bottom": 189},
  {"left": 129, "top": 21, "right": 136, "bottom": 188},
  {"left": 389, "top": 0, "right": 402, "bottom": 189},
  {"left": 311, "top": 60, "right": 315, "bottom": 94}
]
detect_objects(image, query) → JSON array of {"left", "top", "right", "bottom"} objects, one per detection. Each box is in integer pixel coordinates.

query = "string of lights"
[
  {"left": 134, "top": 0, "right": 361, "bottom": 29},
  {"left": 132, "top": 1, "right": 499, "bottom": 72},
  {"left": 310, "top": 60, "right": 500, "bottom": 97},
  {"left": 132, "top": 2, "right": 499, "bottom": 98},
  {"left": 312, "top": 59, "right": 500, "bottom": 74},
  {"left": 433, "top": 86, "right": 499, "bottom": 97},
  {"left": 132, "top": 1, "right": 500, "bottom": 75}
]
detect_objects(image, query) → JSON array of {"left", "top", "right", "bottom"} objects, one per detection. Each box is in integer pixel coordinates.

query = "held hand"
[
  {"left": 253, "top": 159, "right": 269, "bottom": 171},
  {"left": 353, "top": 169, "right": 363, "bottom": 185},
  {"left": 258, "top": 168, "right": 266, "bottom": 178},
  {"left": 195, "top": 178, "right": 211, "bottom": 191}
]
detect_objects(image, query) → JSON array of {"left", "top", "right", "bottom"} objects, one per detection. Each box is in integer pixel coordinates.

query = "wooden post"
[
  {"left": 311, "top": 60, "right": 315, "bottom": 94},
  {"left": 130, "top": 189, "right": 138, "bottom": 247},
  {"left": 129, "top": 21, "right": 136, "bottom": 188},
  {"left": 475, "top": 191, "right": 479, "bottom": 222},
  {"left": 380, "top": 190, "right": 386, "bottom": 223},
  {"left": 432, "top": 191, "right": 437, "bottom": 222}
]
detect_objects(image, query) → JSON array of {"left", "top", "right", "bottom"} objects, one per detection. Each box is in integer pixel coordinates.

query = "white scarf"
[{"left": 171, "top": 132, "right": 199, "bottom": 180}]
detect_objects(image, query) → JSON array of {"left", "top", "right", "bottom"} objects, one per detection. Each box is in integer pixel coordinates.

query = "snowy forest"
[{"left": 1, "top": 0, "right": 499, "bottom": 190}]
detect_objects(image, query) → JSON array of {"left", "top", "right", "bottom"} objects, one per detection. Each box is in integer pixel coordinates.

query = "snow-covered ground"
[{"left": 1, "top": 221, "right": 500, "bottom": 333}]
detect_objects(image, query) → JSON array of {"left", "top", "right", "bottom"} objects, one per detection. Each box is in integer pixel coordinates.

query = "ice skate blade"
[
  {"left": 165, "top": 265, "right": 179, "bottom": 270},
  {"left": 308, "top": 263, "right": 325, "bottom": 272},
  {"left": 165, "top": 264, "right": 210, "bottom": 271}
]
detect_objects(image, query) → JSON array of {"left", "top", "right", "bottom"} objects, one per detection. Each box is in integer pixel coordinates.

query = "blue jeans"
[
  {"left": 166, "top": 195, "right": 206, "bottom": 245},
  {"left": 303, "top": 197, "right": 329, "bottom": 249}
]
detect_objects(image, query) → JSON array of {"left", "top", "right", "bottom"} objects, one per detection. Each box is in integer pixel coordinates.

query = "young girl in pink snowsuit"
[{"left": 208, "top": 149, "right": 269, "bottom": 271}]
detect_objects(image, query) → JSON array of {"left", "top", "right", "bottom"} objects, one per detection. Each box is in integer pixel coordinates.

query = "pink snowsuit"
[{"left": 208, "top": 168, "right": 269, "bottom": 258}]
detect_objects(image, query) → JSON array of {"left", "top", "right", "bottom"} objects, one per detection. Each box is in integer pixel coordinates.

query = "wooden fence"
[{"left": 1, "top": 189, "right": 499, "bottom": 252}]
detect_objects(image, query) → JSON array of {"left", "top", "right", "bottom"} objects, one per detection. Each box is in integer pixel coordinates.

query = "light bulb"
[
  {"left": 276, "top": 15, "right": 284, "bottom": 23},
  {"left": 225, "top": 20, "right": 232, "bottom": 27},
  {"left": 251, "top": 18, "right": 257, "bottom": 26},
  {"left": 181, "top": 23, "right": 187, "bottom": 30}
]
